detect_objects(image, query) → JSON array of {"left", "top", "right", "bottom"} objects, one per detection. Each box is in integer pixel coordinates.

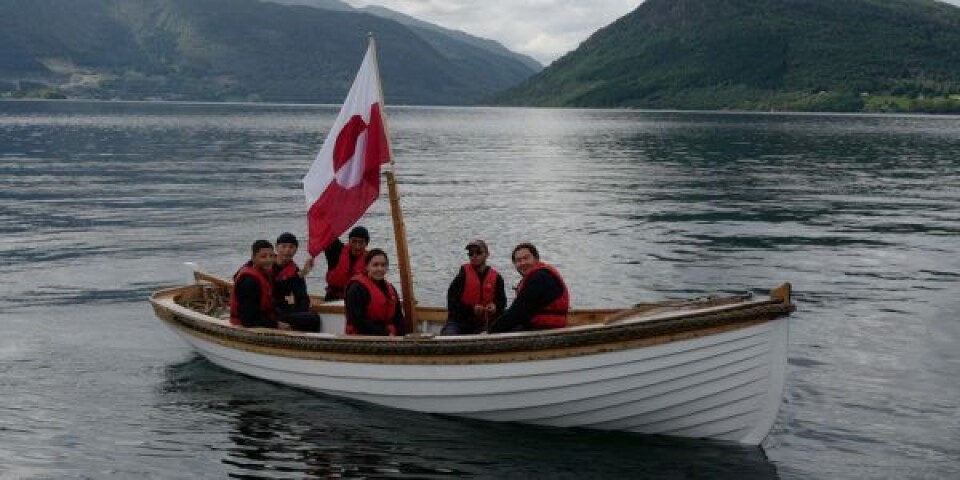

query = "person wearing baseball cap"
[{"left": 441, "top": 239, "right": 507, "bottom": 335}]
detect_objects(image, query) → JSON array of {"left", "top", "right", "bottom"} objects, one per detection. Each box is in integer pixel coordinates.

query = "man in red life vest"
[
  {"left": 442, "top": 239, "right": 507, "bottom": 335},
  {"left": 489, "top": 242, "right": 570, "bottom": 333},
  {"left": 272, "top": 232, "right": 322, "bottom": 332},
  {"left": 230, "top": 239, "right": 289, "bottom": 329},
  {"left": 322, "top": 226, "right": 369, "bottom": 301}
]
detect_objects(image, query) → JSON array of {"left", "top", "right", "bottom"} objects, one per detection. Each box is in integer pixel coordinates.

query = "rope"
[{"left": 182, "top": 283, "right": 228, "bottom": 316}]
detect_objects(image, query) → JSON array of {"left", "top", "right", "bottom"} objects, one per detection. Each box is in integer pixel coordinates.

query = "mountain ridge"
[
  {"left": 0, "top": 0, "right": 538, "bottom": 104},
  {"left": 263, "top": 0, "right": 541, "bottom": 71},
  {"left": 490, "top": 0, "right": 960, "bottom": 112}
]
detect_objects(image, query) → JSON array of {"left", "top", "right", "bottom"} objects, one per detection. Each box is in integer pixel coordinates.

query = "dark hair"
[
  {"left": 251, "top": 239, "right": 273, "bottom": 256},
  {"left": 349, "top": 226, "right": 370, "bottom": 242},
  {"left": 364, "top": 248, "right": 389, "bottom": 266},
  {"left": 276, "top": 232, "right": 298, "bottom": 246},
  {"left": 511, "top": 242, "right": 539, "bottom": 262}
]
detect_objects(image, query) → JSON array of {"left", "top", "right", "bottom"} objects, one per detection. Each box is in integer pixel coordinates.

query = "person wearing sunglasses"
[{"left": 441, "top": 239, "right": 507, "bottom": 335}]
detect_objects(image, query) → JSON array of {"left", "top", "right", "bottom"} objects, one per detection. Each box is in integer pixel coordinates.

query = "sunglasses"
[{"left": 467, "top": 249, "right": 484, "bottom": 257}]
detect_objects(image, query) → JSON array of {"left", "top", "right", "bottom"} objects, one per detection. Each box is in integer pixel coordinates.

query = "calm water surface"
[{"left": 1, "top": 100, "right": 959, "bottom": 479}]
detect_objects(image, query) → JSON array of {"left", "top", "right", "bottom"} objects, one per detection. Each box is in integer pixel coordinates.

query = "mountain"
[
  {"left": 359, "top": 6, "right": 542, "bottom": 72},
  {"left": 263, "top": 0, "right": 542, "bottom": 71},
  {"left": 490, "top": 0, "right": 960, "bottom": 112},
  {"left": 0, "top": 0, "right": 538, "bottom": 104},
  {"left": 263, "top": 0, "right": 352, "bottom": 10}
]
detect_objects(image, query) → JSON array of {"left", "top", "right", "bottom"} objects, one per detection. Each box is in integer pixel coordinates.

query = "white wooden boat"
[
  {"left": 149, "top": 37, "right": 795, "bottom": 446},
  {"left": 150, "top": 272, "right": 793, "bottom": 445}
]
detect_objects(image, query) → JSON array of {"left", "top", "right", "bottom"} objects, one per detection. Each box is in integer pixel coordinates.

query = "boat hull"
[
  {"left": 151, "top": 282, "right": 792, "bottom": 445},
  {"left": 175, "top": 319, "right": 786, "bottom": 445}
]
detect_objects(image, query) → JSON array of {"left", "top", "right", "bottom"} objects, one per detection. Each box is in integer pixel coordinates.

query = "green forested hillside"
[
  {"left": 491, "top": 0, "right": 960, "bottom": 112},
  {"left": 0, "top": 0, "right": 538, "bottom": 104}
]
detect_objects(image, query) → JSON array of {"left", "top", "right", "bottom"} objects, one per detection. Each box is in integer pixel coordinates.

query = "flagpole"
[{"left": 368, "top": 34, "right": 418, "bottom": 332}]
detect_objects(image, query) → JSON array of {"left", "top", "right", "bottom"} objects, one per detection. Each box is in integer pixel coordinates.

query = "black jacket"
[
  {"left": 446, "top": 265, "right": 507, "bottom": 327},
  {"left": 489, "top": 268, "right": 565, "bottom": 333},
  {"left": 272, "top": 262, "right": 310, "bottom": 313},
  {"left": 235, "top": 272, "right": 278, "bottom": 328},
  {"left": 345, "top": 279, "right": 406, "bottom": 336}
]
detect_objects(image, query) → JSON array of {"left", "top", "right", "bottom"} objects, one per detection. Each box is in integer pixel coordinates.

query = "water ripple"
[{"left": 2, "top": 102, "right": 959, "bottom": 479}]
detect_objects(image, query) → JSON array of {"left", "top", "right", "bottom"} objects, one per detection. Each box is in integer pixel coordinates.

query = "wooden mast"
[{"left": 369, "top": 34, "right": 418, "bottom": 331}]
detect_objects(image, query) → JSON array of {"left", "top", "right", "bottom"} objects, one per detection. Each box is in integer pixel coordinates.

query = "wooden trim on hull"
[{"left": 150, "top": 284, "right": 793, "bottom": 366}]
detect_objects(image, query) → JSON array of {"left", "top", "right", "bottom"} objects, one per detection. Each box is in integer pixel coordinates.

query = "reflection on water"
[
  {"left": 159, "top": 358, "right": 777, "bottom": 479},
  {"left": 1, "top": 101, "right": 959, "bottom": 478}
]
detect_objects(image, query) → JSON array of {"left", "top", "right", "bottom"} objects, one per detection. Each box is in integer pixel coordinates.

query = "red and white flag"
[{"left": 303, "top": 40, "right": 391, "bottom": 257}]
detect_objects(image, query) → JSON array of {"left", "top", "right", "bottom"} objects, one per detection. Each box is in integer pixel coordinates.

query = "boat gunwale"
[{"left": 149, "top": 283, "right": 793, "bottom": 363}]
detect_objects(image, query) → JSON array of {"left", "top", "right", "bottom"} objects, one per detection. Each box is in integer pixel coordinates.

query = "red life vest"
[
  {"left": 273, "top": 260, "right": 300, "bottom": 309},
  {"left": 229, "top": 265, "right": 275, "bottom": 326},
  {"left": 345, "top": 275, "right": 398, "bottom": 336},
  {"left": 461, "top": 264, "right": 498, "bottom": 313},
  {"left": 274, "top": 261, "right": 299, "bottom": 283},
  {"left": 326, "top": 246, "right": 366, "bottom": 298},
  {"left": 516, "top": 262, "right": 570, "bottom": 329}
]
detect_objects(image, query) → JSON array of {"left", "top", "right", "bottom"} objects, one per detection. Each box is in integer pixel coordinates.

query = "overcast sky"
[
  {"left": 346, "top": 0, "right": 960, "bottom": 66},
  {"left": 347, "top": 0, "right": 642, "bottom": 65}
]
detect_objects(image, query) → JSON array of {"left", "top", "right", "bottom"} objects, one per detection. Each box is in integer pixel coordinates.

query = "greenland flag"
[{"left": 303, "top": 41, "right": 391, "bottom": 257}]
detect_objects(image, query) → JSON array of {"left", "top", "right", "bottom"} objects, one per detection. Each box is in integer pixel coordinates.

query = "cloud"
[
  {"left": 346, "top": 0, "right": 642, "bottom": 65},
  {"left": 347, "top": 0, "right": 960, "bottom": 65}
]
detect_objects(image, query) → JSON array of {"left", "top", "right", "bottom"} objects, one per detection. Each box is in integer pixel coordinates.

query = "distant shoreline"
[{"left": 4, "top": 96, "right": 960, "bottom": 116}]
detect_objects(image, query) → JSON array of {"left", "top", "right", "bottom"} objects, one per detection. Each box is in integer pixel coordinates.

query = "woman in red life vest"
[
  {"left": 230, "top": 239, "right": 286, "bottom": 329},
  {"left": 442, "top": 239, "right": 507, "bottom": 335},
  {"left": 322, "top": 226, "right": 369, "bottom": 301},
  {"left": 488, "top": 242, "right": 570, "bottom": 333},
  {"left": 344, "top": 248, "right": 406, "bottom": 336}
]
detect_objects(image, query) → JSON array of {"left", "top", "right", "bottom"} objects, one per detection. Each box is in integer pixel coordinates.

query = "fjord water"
[{"left": 1, "top": 101, "right": 958, "bottom": 479}]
